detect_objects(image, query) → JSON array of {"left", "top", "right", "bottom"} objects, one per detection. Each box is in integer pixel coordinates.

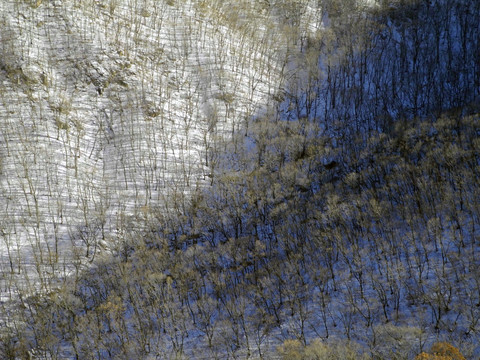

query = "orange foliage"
[{"left": 415, "top": 342, "right": 465, "bottom": 360}]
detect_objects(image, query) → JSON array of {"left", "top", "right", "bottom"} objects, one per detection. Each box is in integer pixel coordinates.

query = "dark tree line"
[{"left": 281, "top": 0, "right": 480, "bottom": 137}]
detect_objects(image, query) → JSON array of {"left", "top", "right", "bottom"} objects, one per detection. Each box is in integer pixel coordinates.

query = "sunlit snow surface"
[{"left": 0, "top": 0, "right": 323, "bottom": 299}]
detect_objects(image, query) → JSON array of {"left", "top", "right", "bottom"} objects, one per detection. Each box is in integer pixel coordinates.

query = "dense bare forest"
[{"left": 0, "top": 0, "right": 479, "bottom": 359}]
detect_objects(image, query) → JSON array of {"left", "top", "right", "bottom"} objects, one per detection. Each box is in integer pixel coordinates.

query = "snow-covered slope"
[{"left": 0, "top": 0, "right": 322, "bottom": 298}]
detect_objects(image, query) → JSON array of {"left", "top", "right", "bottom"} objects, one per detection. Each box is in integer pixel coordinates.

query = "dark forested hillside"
[
  {"left": 1, "top": 0, "right": 479, "bottom": 359},
  {"left": 281, "top": 0, "right": 480, "bottom": 135}
]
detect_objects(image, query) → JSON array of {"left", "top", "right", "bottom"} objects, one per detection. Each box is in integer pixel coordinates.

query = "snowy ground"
[{"left": 0, "top": 0, "right": 323, "bottom": 300}]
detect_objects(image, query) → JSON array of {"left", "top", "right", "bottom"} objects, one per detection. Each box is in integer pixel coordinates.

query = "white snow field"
[{"left": 0, "top": 0, "right": 323, "bottom": 299}]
